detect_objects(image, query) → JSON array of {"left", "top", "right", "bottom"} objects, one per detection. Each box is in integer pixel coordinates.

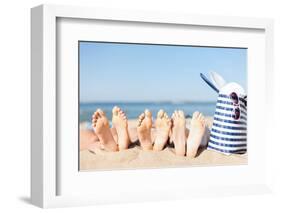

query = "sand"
[{"left": 79, "top": 117, "right": 247, "bottom": 171}]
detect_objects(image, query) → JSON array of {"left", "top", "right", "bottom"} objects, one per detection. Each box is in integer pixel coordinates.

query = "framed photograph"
[{"left": 31, "top": 4, "right": 274, "bottom": 208}]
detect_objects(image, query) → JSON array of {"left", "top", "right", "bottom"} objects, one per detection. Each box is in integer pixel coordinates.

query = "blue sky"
[{"left": 79, "top": 42, "right": 247, "bottom": 102}]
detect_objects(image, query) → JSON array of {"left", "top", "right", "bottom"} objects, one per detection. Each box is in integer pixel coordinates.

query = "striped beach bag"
[{"left": 200, "top": 72, "right": 247, "bottom": 155}]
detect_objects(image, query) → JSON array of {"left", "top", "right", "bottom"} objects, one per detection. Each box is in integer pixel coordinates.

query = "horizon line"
[{"left": 80, "top": 100, "right": 217, "bottom": 104}]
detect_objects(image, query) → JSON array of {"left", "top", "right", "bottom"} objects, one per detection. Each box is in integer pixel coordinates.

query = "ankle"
[
  {"left": 141, "top": 141, "right": 153, "bottom": 150},
  {"left": 103, "top": 140, "right": 118, "bottom": 152},
  {"left": 153, "top": 139, "right": 165, "bottom": 151},
  {"left": 186, "top": 148, "right": 197, "bottom": 158},
  {"left": 118, "top": 139, "right": 130, "bottom": 150}
]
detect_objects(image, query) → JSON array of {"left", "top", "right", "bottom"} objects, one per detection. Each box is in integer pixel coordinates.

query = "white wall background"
[{"left": 0, "top": 0, "right": 280, "bottom": 212}]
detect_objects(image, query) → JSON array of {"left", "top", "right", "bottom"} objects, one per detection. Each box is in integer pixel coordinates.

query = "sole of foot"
[
  {"left": 137, "top": 109, "right": 153, "bottom": 150},
  {"left": 186, "top": 111, "right": 206, "bottom": 158},
  {"left": 153, "top": 109, "right": 172, "bottom": 151},
  {"left": 92, "top": 109, "right": 118, "bottom": 152},
  {"left": 171, "top": 110, "right": 187, "bottom": 156},
  {"left": 112, "top": 106, "right": 131, "bottom": 150}
]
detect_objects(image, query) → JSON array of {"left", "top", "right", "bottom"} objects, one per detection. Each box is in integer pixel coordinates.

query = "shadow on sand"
[{"left": 18, "top": 196, "right": 32, "bottom": 205}]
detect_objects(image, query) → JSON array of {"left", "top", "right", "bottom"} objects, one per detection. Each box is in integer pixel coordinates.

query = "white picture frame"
[{"left": 31, "top": 4, "right": 274, "bottom": 208}]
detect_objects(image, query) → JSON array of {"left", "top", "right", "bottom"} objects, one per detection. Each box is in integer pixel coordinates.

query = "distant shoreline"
[
  {"left": 80, "top": 101, "right": 217, "bottom": 105},
  {"left": 79, "top": 102, "right": 217, "bottom": 123}
]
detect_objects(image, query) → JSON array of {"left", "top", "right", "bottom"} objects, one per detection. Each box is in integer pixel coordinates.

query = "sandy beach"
[{"left": 79, "top": 117, "right": 247, "bottom": 171}]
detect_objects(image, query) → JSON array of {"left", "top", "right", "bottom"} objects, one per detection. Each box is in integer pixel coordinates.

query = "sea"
[{"left": 80, "top": 102, "right": 216, "bottom": 123}]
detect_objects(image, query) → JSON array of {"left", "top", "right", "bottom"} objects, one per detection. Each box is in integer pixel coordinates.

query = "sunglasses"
[{"left": 230, "top": 92, "right": 240, "bottom": 120}]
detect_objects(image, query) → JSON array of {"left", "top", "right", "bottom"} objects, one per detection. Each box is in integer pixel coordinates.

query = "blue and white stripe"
[{"left": 207, "top": 94, "right": 247, "bottom": 155}]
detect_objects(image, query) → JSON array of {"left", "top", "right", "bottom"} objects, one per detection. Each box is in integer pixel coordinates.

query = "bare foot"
[
  {"left": 92, "top": 109, "right": 118, "bottom": 152},
  {"left": 171, "top": 110, "right": 187, "bottom": 156},
  {"left": 186, "top": 111, "right": 206, "bottom": 158},
  {"left": 112, "top": 106, "right": 130, "bottom": 150},
  {"left": 153, "top": 109, "right": 172, "bottom": 151},
  {"left": 137, "top": 109, "right": 153, "bottom": 150}
]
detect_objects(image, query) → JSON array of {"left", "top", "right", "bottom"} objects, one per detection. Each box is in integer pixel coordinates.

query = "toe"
[
  {"left": 174, "top": 110, "right": 179, "bottom": 118},
  {"left": 139, "top": 113, "right": 145, "bottom": 119},
  {"left": 178, "top": 110, "right": 185, "bottom": 118},
  {"left": 164, "top": 112, "right": 169, "bottom": 119},
  {"left": 138, "top": 113, "right": 145, "bottom": 123},
  {"left": 96, "top": 109, "right": 104, "bottom": 117},
  {"left": 92, "top": 117, "right": 97, "bottom": 123},
  {"left": 92, "top": 113, "right": 98, "bottom": 119},
  {"left": 157, "top": 109, "right": 164, "bottom": 118},
  {"left": 112, "top": 106, "right": 119, "bottom": 115},
  {"left": 118, "top": 107, "right": 127, "bottom": 118},
  {"left": 193, "top": 111, "right": 200, "bottom": 119},
  {"left": 122, "top": 114, "right": 127, "bottom": 120},
  {"left": 199, "top": 117, "right": 205, "bottom": 127},
  {"left": 145, "top": 109, "right": 152, "bottom": 118},
  {"left": 94, "top": 111, "right": 101, "bottom": 118},
  {"left": 120, "top": 110, "right": 125, "bottom": 116},
  {"left": 138, "top": 113, "right": 144, "bottom": 126},
  {"left": 198, "top": 113, "right": 203, "bottom": 120},
  {"left": 97, "top": 108, "right": 103, "bottom": 114},
  {"left": 94, "top": 110, "right": 99, "bottom": 116},
  {"left": 199, "top": 114, "right": 205, "bottom": 124},
  {"left": 92, "top": 116, "right": 97, "bottom": 121},
  {"left": 92, "top": 119, "right": 97, "bottom": 127}
]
